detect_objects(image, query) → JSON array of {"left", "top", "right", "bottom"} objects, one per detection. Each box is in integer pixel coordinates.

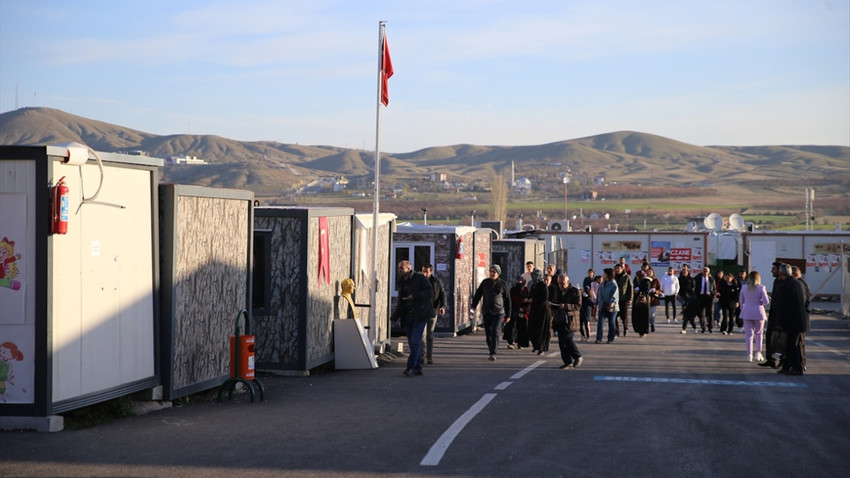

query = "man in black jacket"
[
  {"left": 472, "top": 264, "right": 511, "bottom": 361},
  {"left": 391, "top": 260, "right": 433, "bottom": 376},
  {"left": 678, "top": 265, "right": 695, "bottom": 303},
  {"left": 774, "top": 264, "right": 808, "bottom": 375},
  {"left": 552, "top": 274, "right": 583, "bottom": 369},
  {"left": 791, "top": 266, "right": 810, "bottom": 371},
  {"left": 421, "top": 264, "right": 446, "bottom": 365},
  {"left": 693, "top": 266, "right": 716, "bottom": 333},
  {"left": 759, "top": 261, "right": 784, "bottom": 368}
]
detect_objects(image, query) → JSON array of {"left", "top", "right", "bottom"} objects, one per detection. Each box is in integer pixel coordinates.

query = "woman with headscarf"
[
  {"left": 527, "top": 269, "right": 551, "bottom": 355},
  {"left": 632, "top": 270, "right": 652, "bottom": 337},
  {"left": 505, "top": 275, "right": 529, "bottom": 349}
]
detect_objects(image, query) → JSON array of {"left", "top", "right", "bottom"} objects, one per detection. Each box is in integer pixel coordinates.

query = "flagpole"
[{"left": 369, "top": 21, "right": 387, "bottom": 345}]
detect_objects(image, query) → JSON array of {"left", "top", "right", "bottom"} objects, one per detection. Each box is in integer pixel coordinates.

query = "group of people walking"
[
  {"left": 496, "top": 262, "right": 584, "bottom": 369},
  {"left": 393, "top": 255, "right": 810, "bottom": 377}
]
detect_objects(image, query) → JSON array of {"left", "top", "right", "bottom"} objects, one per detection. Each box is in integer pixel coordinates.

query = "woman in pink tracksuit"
[{"left": 738, "top": 271, "right": 770, "bottom": 363}]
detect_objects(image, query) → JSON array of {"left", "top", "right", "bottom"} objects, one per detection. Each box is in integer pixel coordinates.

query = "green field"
[{"left": 283, "top": 190, "right": 849, "bottom": 232}]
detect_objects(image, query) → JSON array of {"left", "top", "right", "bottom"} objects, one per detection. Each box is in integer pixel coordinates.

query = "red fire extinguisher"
[
  {"left": 51, "top": 177, "right": 69, "bottom": 235},
  {"left": 456, "top": 236, "right": 464, "bottom": 259}
]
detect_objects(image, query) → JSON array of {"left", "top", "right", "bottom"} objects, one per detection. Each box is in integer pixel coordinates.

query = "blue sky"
[{"left": 1, "top": 1, "right": 848, "bottom": 153}]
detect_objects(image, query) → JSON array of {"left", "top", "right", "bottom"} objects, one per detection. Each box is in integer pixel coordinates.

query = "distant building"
[
  {"left": 512, "top": 177, "right": 532, "bottom": 196},
  {"left": 122, "top": 150, "right": 149, "bottom": 157},
  {"left": 167, "top": 154, "right": 207, "bottom": 165},
  {"left": 582, "top": 190, "right": 598, "bottom": 200},
  {"left": 430, "top": 171, "right": 447, "bottom": 182},
  {"left": 333, "top": 176, "right": 349, "bottom": 192},
  {"left": 594, "top": 176, "right": 605, "bottom": 186}
]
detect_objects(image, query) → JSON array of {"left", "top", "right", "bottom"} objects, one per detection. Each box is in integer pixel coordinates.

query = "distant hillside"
[{"left": 1, "top": 107, "right": 848, "bottom": 201}]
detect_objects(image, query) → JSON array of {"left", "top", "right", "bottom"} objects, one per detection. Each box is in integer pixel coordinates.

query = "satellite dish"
[
  {"left": 704, "top": 213, "right": 723, "bottom": 231},
  {"left": 729, "top": 213, "right": 746, "bottom": 231}
]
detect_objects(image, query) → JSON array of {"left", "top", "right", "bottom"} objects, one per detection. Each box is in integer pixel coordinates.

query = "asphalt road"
[{"left": 2, "top": 310, "right": 849, "bottom": 478}]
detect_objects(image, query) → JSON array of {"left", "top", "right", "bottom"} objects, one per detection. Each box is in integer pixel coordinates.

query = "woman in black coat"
[
  {"left": 632, "top": 270, "right": 652, "bottom": 337},
  {"left": 506, "top": 276, "right": 530, "bottom": 349},
  {"left": 718, "top": 272, "right": 740, "bottom": 335},
  {"left": 527, "top": 269, "right": 551, "bottom": 355}
]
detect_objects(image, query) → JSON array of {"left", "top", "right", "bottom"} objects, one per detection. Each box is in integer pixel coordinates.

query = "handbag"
[
  {"left": 568, "top": 311, "right": 581, "bottom": 332},
  {"left": 770, "top": 327, "right": 787, "bottom": 355}
]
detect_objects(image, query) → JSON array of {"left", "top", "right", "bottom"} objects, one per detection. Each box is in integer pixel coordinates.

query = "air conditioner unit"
[{"left": 549, "top": 220, "right": 569, "bottom": 231}]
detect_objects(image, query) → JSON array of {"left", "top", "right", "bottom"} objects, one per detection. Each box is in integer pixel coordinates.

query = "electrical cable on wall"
[{"left": 76, "top": 147, "right": 125, "bottom": 211}]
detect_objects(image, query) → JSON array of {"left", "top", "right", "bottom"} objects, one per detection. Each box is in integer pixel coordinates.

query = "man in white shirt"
[{"left": 659, "top": 266, "right": 681, "bottom": 324}]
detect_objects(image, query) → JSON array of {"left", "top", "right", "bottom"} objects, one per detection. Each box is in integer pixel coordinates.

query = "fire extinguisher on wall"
[
  {"left": 456, "top": 236, "right": 464, "bottom": 259},
  {"left": 51, "top": 176, "right": 69, "bottom": 235}
]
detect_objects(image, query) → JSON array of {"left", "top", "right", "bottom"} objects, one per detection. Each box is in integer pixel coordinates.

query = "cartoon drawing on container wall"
[
  {"left": 0, "top": 341, "right": 25, "bottom": 402},
  {"left": 0, "top": 236, "right": 22, "bottom": 291}
]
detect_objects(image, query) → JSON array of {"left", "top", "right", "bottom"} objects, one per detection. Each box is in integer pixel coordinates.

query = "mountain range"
[{"left": 1, "top": 107, "right": 848, "bottom": 208}]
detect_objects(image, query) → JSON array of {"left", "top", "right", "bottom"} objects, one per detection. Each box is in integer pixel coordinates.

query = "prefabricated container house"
[
  {"left": 159, "top": 185, "right": 254, "bottom": 400},
  {"left": 391, "top": 224, "right": 492, "bottom": 336},
  {"left": 743, "top": 231, "right": 850, "bottom": 298},
  {"left": 529, "top": 231, "right": 709, "bottom": 277},
  {"left": 252, "top": 207, "right": 354, "bottom": 375},
  {"left": 350, "top": 212, "right": 397, "bottom": 350},
  {"left": 491, "top": 237, "right": 546, "bottom": 281},
  {"left": 0, "top": 145, "right": 161, "bottom": 431}
]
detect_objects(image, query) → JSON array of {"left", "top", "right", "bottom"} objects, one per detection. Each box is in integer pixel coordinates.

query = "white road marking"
[
  {"left": 422, "top": 359, "right": 553, "bottom": 466},
  {"left": 510, "top": 360, "right": 546, "bottom": 380},
  {"left": 808, "top": 340, "right": 850, "bottom": 359},
  {"left": 594, "top": 376, "right": 808, "bottom": 388},
  {"left": 420, "top": 393, "right": 497, "bottom": 466}
]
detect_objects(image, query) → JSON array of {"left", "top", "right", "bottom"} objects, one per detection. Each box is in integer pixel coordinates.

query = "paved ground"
[{"left": 2, "top": 308, "right": 849, "bottom": 478}]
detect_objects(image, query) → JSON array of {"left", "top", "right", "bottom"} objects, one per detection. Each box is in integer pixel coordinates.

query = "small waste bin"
[
  {"left": 229, "top": 334, "right": 255, "bottom": 380},
  {"left": 218, "top": 309, "right": 264, "bottom": 403}
]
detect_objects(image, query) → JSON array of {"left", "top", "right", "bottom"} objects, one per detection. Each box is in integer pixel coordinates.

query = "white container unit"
[{"left": 0, "top": 145, "right": 161, "bottom": 431}]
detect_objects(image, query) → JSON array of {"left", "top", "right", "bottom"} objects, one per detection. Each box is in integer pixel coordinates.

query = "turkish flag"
[
  {"left": 318, "top": 216, "right": 330, "bottom": 285},
  {"left": 381, "top": 36, "right": 393, "bottom": 106}
]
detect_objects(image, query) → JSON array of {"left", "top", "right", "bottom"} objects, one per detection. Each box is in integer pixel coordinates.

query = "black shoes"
[{"left": 758, "top": 361, "right": 777, "bottom": 369}]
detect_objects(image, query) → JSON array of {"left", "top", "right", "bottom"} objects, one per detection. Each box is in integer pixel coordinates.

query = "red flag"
[
  {"left": 318, "top": 216, "right": 330, "bottom": 286},
  {"left": 380, "top": 35, "right": 393, "bottom": 106}
]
